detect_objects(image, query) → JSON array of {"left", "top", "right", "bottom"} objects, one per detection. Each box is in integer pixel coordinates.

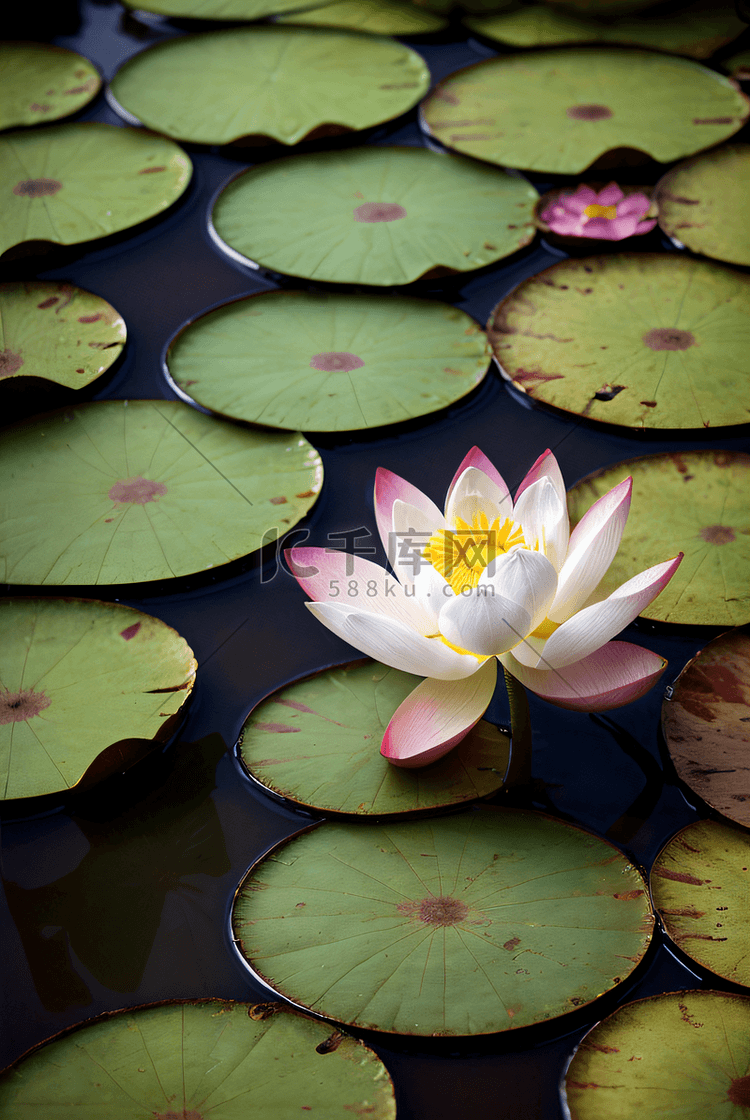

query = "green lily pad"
[
  {"left": 109, "top": 28, "right": 430, "bottom": 146},
  {"left": 212, "top": 146, "right": 539, "bottom": 285},
  {"left": 0, "top": 597, "right": 195, "bottom": 801},
  {"left": 564, "top": 990, "right": 750, "bottom": 1120},
  {"left": 566, "top": 451, "right": 750, "bottom": 627},
  {"left": 0, "top": 123, "right": 191, "bottom": 259},
  {"left": 239, "top": 659, "right": 509, "bottom": 815},
  {"left": 0, "top": 281, "right": 125, "bottom": 390},
  {"left": 651, "top": 820, "right": 750, "bottom": 987},
  {"left": 663, "top": 631, "right": 750, "bottom": 828},
  {"left": 542, "top": 0, "right": 659, "bottom": 12},
  {"left": 0, "top": 42, "right": 101, "bottom": 129},
  {"left": 0, "top": 1000, "right": 397, "bottom": 1119},
  {"left": 421, "top": 49, "right": 750, "bottom": 174},
  {"left": 487, "top": 254, "right": 750, "bottom": 431},
  {"left": 168, "top": 290, "right": 490, "bottom": 431},
  {"left": 122, "top": 0, "right": 333, "bottom": 19},
  {"left": 0, "top": 399, "right": 323, "bottom": 586},
  {"left": 724, "top": 48, "right": 750, "bottom": 82},
  {"left": 232, "top": 807, "right": 653, "bottom": 1035},
  {"left": 277, "top": 0, "right": 447, "bottom": 34},
  {"left": 655, "top": 144, "right": 750, "bottom": 267},
  {"left": 465, "top": 2, "right": 746, "bottom": 60}
]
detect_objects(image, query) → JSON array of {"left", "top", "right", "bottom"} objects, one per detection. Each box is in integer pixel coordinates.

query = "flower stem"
[{"left": 502, "top": 668, "right": 533, "bottom": 795}]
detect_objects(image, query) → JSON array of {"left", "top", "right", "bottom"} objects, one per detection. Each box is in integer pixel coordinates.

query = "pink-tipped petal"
[
  {"left": 381, "top": 657, "right": 497, "bottom": 767},
  {"left": 501, "top": 641, "right": 667, "bottom": 712},
  {"left": 444, "top": 466, "right": 512, "bottom": 526},
  {"left": 374, "top": 467, "right": 443, "bottom": 564},
  {"left": 545, "top": 214, "right": 587, "bottom": 236},
  {"left": 286, "top": 547, "right": 434, "bottom": 634},
  {"left": 582, "top": 216, "right": 638, "bottom": 240},
  {"left": 542, "top": 554, "right": 683, "bottom": 668},
  {"left": 617, "top": 192, "right": 651, "bottom": 217},
  {"left": 635, "top": 218, "right": 658, "bottom": 234},
  {"left": 445, "top": 447, "right": 510, "bottom": 509},
  {"left": 597, "top": 182, "right": 625, "bottom": 206},
  {"left": 564, "top": 186, "right": 598, "bottom": 212},
  {"left": 551, "top": 476, "right": 632, "bottom": 621},
  {"left": 514, "top": 449, "right": 566, "bottom": 506},
  {"left": 513, "top": 476, "right": 569, "bottom": 572}
]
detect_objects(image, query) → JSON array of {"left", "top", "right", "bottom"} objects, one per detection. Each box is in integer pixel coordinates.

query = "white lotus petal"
[
  {"left": 438, "top": 587, "right": 531, "bottom": 657},
  {"left": 513, "top": 476, "right": 569, "bottom": 572},
  {"left": 374, "top": 467, "right": 443, "bottom": 565},
  {"left": 514, "top": 448, "right": 566, "bottom": 506},
  {"left": 307, "top": 602, "right": 483, "bottom": 679},
  {"left": 481, "top": 547, "right": 558, "bottom": 633},
  {"left": 391, "top": 498, "right": 444, "bottom": 588},
  {"left": 444, "top": 466, "right": 512, "bottom": 526},
  {"left": 446, "top": 447, "right": 511, "bottom": 509}
]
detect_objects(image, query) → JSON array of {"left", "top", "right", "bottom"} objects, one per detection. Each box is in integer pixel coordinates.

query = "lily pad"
[
  {"left": 564, "top": 990, "right": 750, "bottom": 1120},
  {"left": 239, "top": 659, "right": 509, "bottom": 815},
  {"left": 0, "top": 399, "right": 323, "bottom": 586},
  {"left": 651, "top": 820, "right": 750, "bottom": 987},
  {"left": 109, "top": 28, "right": 430, "bottom": 146},
  {"left": 211, "top": 146, "right": 539, "bottom": 285},
  {"left": 0, "top": 42, "right": 101, "bottom": 129},
  {"left": 655, "top": 144, "right": 750, "bottom": 267},
  {"left": 421, "top": 49, "right": 750, "bottom": 174},
  {"left": 0, "top": 597, "right": 195, "bottom": 801},
  {"left": 487, "top": 254, "right": 750, "bottom": 430},
  {"left": 663, "top": 631, "right": 750, "bottom": 828},
  {"left": 232, "top": 807, "right": 653, "bottom": 1035},
  {"left": 122, "top": 0, "right": 332, "bottom": 19},
  {"left": 0, "top": 123, "right": 191, "bottom": 258},
  {"left": 277, "top": 0, "right": 447, "bottom": 34},
  {"left": 566, "top": 451, "right": 750, "bottom": 627},
  {"left": 168, "top": 290, "right": 490, "bottom": 431},
  {"left": 724, "top": 48, "right": 750, "bottom": 82},
  {"left": 0, "top": 281, "right": 125, "bottom": 390},
  {"left": 465, "top": 2, "right": 746, "bottom": 60},
  {"left": 0, "top": 1000, "right": 396, "bottom": 1119}
]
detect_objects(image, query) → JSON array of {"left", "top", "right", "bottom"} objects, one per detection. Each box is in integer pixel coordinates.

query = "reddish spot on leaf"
[
  {"left": 503, "top": 937, "right": 521, "bottom": 951},
  {"left": 120, "top": 622, "right": 142, "bottom": 640},
  {"left": 255, "top": 722, "right": 300, "bottom": 733},
  {"left": 296, "top": 490, "right": 315, "bottom": 498},
  {"left": 139, "top": 166, "right": 167, "bottom": 174},
  {"left": 642, "top": 328, "right": 696, "bottom": 351},
  {"left": 270, "top": 496, "right": 287, "bottom": 505},
  {"left": 398, "top": 896, "right": 469, "bottom": 927},
  {"left": 0, "top": 688, "right": 51, "bottom": 724},
  {"left": 700, "top": 525, "right": 735, "bottom": 545},
  {"left": 613, "top": 890, "right": 644, "bottom": 901},
  {"left": 109, "top": 476, "right": 167, "bottom": 505},
  {"left": 693, "top": 117, "right": 735, "bottom": 125},
  {"left": 310, "top": 351, "right": 364, "bottom": 372},
  {"left": 64, "top": 83, "right": 92, "bottom": 94},
  {"left": 78, "top": 314, "right": 101, "bottom": 323},
  {"left": 353, "top": 202, "right": 407, "bottom": 223},
  {"left": 728, "top": 1075, "right": 750, "bottom": 1107},
  {"left": 37, "top": 296, "right": 59, "bottom": 309},
  {"left": 76, "top": 368, "right": 85, "bottom": 373},
  {"left": 653, "top": 867, "right": 704, "bottom": 885},
  {"left": 29, "top": 102, "right": 52, "bottom": 112},
  {"left": 566, "top": 104, "right": 612, "bottom": 120},
  {"left": 13, "top": 178, "right": 63, "bottom": 197},
  {"left": 0, "top": 350, "right": 24, "bottom": 378}
]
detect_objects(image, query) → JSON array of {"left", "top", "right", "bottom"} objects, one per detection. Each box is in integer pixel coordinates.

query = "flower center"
[
  {"left": 424, "top": 513, "right": 526, "bottom": 595},
  {"left": 583, "top": 203, "right": 617, "bottom": 221}
]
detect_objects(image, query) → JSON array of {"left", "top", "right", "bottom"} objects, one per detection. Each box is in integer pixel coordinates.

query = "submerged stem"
[{"left": 502, "top": 668, "right": 533, "bottom": 794}]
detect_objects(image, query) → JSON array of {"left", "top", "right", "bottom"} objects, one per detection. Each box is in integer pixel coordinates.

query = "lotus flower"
[
  {"left": 540, "top": 183, "right": 656, "bottom": 241},
  {"left": 287, "top": 449, "right": 681, "bottom": 768}
]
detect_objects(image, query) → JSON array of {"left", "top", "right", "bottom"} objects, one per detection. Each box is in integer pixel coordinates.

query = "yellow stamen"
[
  {"left": 530, "top": 618, "right": 560, "bottom": 640},
  {"left": 583, "top": 203, "right": 617, "bottom": 221},
  {"left": 424, "top": 513, "right": 526, "bottom": 596}
]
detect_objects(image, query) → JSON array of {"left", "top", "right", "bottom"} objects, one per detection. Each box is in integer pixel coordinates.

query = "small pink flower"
[{"left": 540, "top": 182, "right": 656, "bottom": 241}]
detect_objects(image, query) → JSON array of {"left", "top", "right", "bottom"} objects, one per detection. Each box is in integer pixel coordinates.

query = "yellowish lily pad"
[
  {"left": 655, "top": 144, "right": 750, "bottom": 267},
  {"left": 566, "top": 451, "right": 750, "bottom": 626},
  {"left": 239, "top": 659, "right": 509, "bottom": 814},
  {"left": 0, "top": 281, "right": 125, "bottom": 390},
  {"left": 487, "top": 254, "right": 750, "bottom": 431},
  {"left": 662, "top": 630, "right": 750, "bottom": 828},
  {"left": 233, "top": 807, "right": 653, "bottom": 1035},
  {"left": 0, "top": 597, "right": 195, "bottom": 801},
  {"left": 109, "top": 27, "right": 430, "bottom": 146},
  {"left": 0, "top": 123, "right": 191, "bottom": 258},
  {"left": 651, "top": 819, "right": 750, "bottom": 987},
  {"left": 421, "top": 49, "right": 750, "bottom": 174},
  {"left": 211, "top": 146, "right": 539, "bottom": 285},
  {"left": 122, "top": 0, "right": 331, "bottom": 18},
  {"left": 277, "top": 0, "right": 448, "bottom": 34},
  {"left": 168, "top": 290, "right": 490, "bottom": 431},
  {"left": 0, "top": 42, "right": 101, "bottom": 130},
  {"left": 0, "top": 399, "right": 323, "bottom": 586},
  {"left": 565, "top": 990, "right": 750, "bottom": 1120}
]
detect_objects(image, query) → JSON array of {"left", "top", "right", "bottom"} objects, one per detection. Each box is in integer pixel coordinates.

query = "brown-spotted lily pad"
[
  {"left": 564, "top": 990, "right": 750, "bottom": 1120},
  {"left": 0, "top": 122, "right": 191, "bottom": 258},
  {"left": 0, "top": 281, "right": 125, "bottom": 390},
  {"left": 122, "top": 0, "right": 334, "bottom": 19},
  {"left": 239, "top": 659, "right": 509, "bottom": 814},
  {"left": 211, "top": 145, "right": 539, "bottom": 285},
  {"left": 487, "top": 254, "right": 750, "bottom": 430},
  {"left": 0, "top": 597, "right": 195, "bottom": 801},
  {"left": 0, "top": 399, "right": 323, "bottom": 586},
  {"left": 167, "top": 290, "right": 490, "bottom": 431},
  {"left": 232, "top": 807, "right": 653, "bottom": 1035},
  {"left": 465, "top": 2, "right": 746, "bottom": 61},
  {"left": 566, "top": 451, "right": 750, "bottom": 627},
  {"left": 663, "top": 631, "right": 750, "bottom": 827},
  {"left": 724, "top": 49, "right": 750, "bottom": 82},
  {"left": 0, "top": 42, "right": 101, "bottom": 129},
  {"left": 0, "top": 1000, "right": 396, "bottom": 1119},
  {"left": 421, "top": 49, "right": 750, "bottom": 174},
  {"left": 651, "top": 820, "right": 750, "bottom": 987},
  {"left": 276, "top": 0, "right": 448, "bottom": 34},
  {"left": 109, "top": 27, "right": 430, "bottom": 146},
  {"left": 655, "top": 144, "right": 750, "bottom": 267}
]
